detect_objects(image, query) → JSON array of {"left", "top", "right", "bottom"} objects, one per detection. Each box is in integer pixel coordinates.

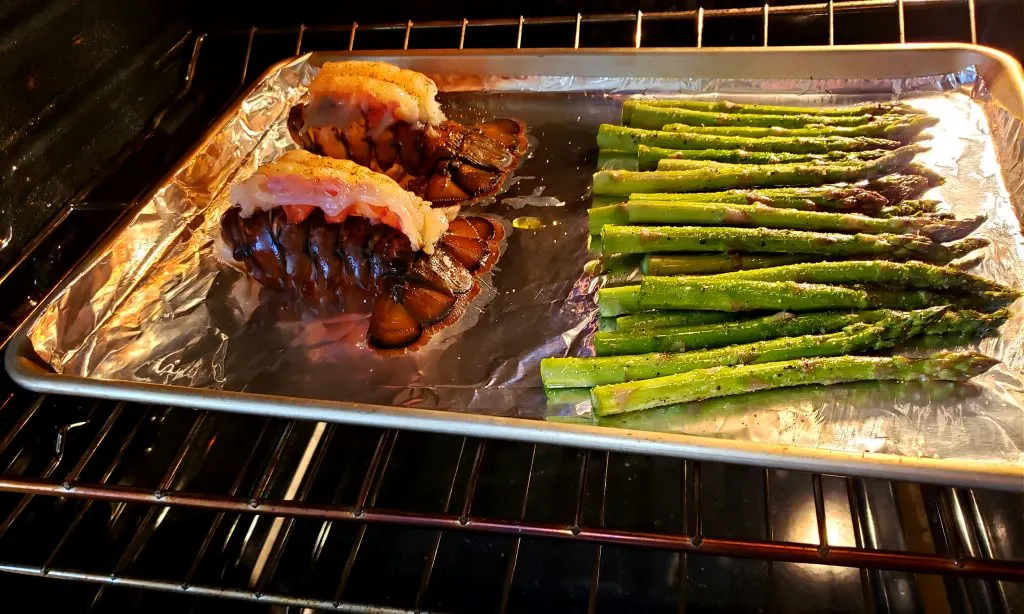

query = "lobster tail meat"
[
  {"left": 314, "top": 60, "right": 446, "bottom": 127},
  {"left": 230, "top": 149, "right": 448, "bottom": 253},
  {"left": 288, "top": 61, "right": 530, "bottom": 205}
]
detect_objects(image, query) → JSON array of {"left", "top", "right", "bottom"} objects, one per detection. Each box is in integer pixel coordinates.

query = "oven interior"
[{"left": 0, "top": 1, "right": 1022, "bottom": 611}]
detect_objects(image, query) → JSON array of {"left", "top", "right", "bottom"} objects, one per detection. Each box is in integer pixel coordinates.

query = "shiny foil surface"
[{"left": 23, "top": 56, "right": 1024, "bottom": 474}]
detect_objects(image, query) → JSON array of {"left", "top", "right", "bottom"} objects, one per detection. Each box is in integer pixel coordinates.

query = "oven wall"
[{"left": 0, "top": 0, "right": 191, "bottom": 267}]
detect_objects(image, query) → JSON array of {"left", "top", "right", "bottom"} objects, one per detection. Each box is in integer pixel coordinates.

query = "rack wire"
[{"left": 1, "top": 2, "right": 1023, "bottom": 612}]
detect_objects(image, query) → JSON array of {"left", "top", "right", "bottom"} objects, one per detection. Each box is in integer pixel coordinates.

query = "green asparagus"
[
  {"left": 655, "top": 159, "right": 731, "bottom": 171},
  {"left": 627, "top": 103, "right": 900, "bottom": 130},
  {"left": 543, "top": 308, "right": 945, "bottom": 387},
  {"left": 597, "top": 124, "right": 901, "bottom": 154},
  {"left": 660, "top": 114, "right": 936, "bottom": 140},
  {"left": 621, "top": 99, "right": 912, "bottom": 123},
  {"left": 588, "top": 200, "right": 983, "bottom": 242},
  {"left": 597, "top": 149, "right": 638, "bottom": 171},
  {"left": 615, "top": 306, "right": 1008, "bottom": 335},
  {"left": 627, "top": 186, "right": 889, "bottom": 213},
  {"left": 594, "top": 259, "right": 644, "bottom": 286},
  {"left": 641, "top": 253, "right": 821, "bottom": 275},
  {"left": 702, "top": 260, "right": 1013, "bottom": 294},
  {"left": 590, "top": 351, "right": 999, "bottom": 415},
  {"left": 592, "top": 145, "right": 922, "bottom": 195},
  {"left": 544, "top": 387, "right": 594, "bottom": 408},
  {"left": 635, "top": 276, "right": 1013, "bottom": 313},
  {"left": 866, "top": 173, "right": 935, "bottom": 203},
  {"left": 925, "top": 308, "right": 1010, "bottom": 336},
  {"left": 908, "top": 163, "right": 945, "bottom": 186},
  {"left": 614, "top": 310, "right": 744, "bottom": 331},
  {"left": 598, "top": 285, "right": 642, "bottom": 317},
  {"left": 597, "top": 379, "right": 965, "bottom": 429},
  {"left": 588, "top": 204, "right": 630, "bottom": 232},
  {"left": 584, "top": 254, "right": 643, "bottom": 276},
  {"left": 637, "top": 144, "right": 887, "bottom": 170},
  {"left": 600, "top": 225, "right": 987, "bottom": 264},
  {"left": 880, "top": 199, "right": 942, "bottom": 217},
  {"left": 594, "top": 310, "right": 878, "bottom": 356}
]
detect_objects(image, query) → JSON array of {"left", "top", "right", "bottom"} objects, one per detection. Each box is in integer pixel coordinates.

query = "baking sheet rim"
[{"left": 6, "top": 45, "right": 1024, "bottom": 491}]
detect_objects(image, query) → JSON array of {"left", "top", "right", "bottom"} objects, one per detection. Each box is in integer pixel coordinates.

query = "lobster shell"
[
  {"left": 220, "top": 207, "right": 504, "bottom": 351},
  {"left": 288, "top": 106, "right": 530, "bottom": 206}
]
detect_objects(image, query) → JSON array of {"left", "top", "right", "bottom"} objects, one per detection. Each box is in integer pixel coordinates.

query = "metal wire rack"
[{"left": 1, "top": 1, "right": 1023, "bottom": 611}]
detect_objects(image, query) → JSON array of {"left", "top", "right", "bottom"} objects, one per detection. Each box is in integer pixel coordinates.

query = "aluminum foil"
[{"left": 22, "top": 56, "right": 1024, "bottom": 472}]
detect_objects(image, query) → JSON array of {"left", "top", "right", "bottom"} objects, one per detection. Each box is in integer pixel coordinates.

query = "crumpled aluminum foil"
[{"left": 23, "top": 56, "right": 1024, "bottom": 471}]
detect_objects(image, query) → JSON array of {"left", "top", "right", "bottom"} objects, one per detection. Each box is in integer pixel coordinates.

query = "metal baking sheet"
[{"left": 7, "top": 46, "right": 1024, "bottom": 490}]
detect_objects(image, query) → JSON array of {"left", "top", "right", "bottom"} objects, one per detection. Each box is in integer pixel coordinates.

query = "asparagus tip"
[
  {"left": 946, "top": 237, "right": 990, "bottom": 260},
  {"left": 917, "top": 213, "right": 986, "bottom": 243},
  {"left": 988, "top": 308, "right": 1012, "bottom": 325},
  {"left": 935, "top": 350, "right": 1001, "bottom": 378}
]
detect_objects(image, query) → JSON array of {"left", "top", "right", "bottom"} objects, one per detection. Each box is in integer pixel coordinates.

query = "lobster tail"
[
  {"left": 220, "top": 208, "right": 504, "bottom": 351},
  {"left": 288, "top": 103, "right": 530, "bottom": 205}
]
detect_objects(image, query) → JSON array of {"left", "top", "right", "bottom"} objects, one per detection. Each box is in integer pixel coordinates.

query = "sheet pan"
[{"left": 7, "top": 46, "right": 1024, "bottom": 489}]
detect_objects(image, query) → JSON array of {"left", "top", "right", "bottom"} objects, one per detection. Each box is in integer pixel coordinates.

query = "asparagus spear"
[
  {"left": 925, "top": 308, "right": 1009, "bottom": 336},
  {"left": 598, "top": 150, "right": 639, "bottom": 171},
  {"left": 592, "top": 145, "right": 922, "bottom": 195},
  {"left": 543, "top": 309, "right": 944, "bottom": 388},
  {"left": 599, "top": 285, "right": 639, "bottom": 316},
  {"left": 597, "top": 124, "right": 901, "bottom": 154},
  {"left": 908, "top": 163, "right": 945, "bottom": 185},
  {"left": 590, "top": 351, "right": 999, "bottom": 415},
  {"left": 880, "top": 199, "right": 941, "bottom": 217},
  {"left": 660, "top": 115, "right": 936, "bottom": 140},
  {"left": 584, "top": 254, "right": 642, "bottom": 276},
  {"left": 637, "top": 145, "right": 888, "bottom": 170},
  {"left": 594, "top": 310, "right": 877, "bottom": 355},
  {"left": 598, "top": 285, "right": 642, "bottom": 317},
  {"left": 866, "top": 173, "right": 935, "bottom": 203},
  {"left": 636, "top": 276, "right": 1014, "bottom": 313},
  {"left": 589, "top": 254, "right": 644, "bottom": 287},
  {"left": 615, "top": 310, "right": 744, "bottom": 331},
  {"left": 600, "top": 225, "right": 987, "bottom": 264},
  {"left": 595, "top": 380, "right": 968, "bottom": 430},
  {"left": 588, "top": 204, "right": 630, "bottom": 232},
  {"left": 621, "top": 99, "right": 912, "bottom": 123},
  {"left": 615, "top": 306, "right": 1008, "bottom": 334},
  {"left": 544, "top": 387, "right": 594, "bottom": 408},
  {"left": 642, "top": 253, "right": 821, "bottom": 275},
  {"left": 628, "top": 186, "right": 889, "bottom": 213},
  {"left": 627, "top": 102, "right": 901, "bottom": 130},
  {"left": 656, "top": 159, "right": 732, "bottom": 171},
  {"left": 654, "top": 157, "right": 901, "bottom": 172},
  {"left": 589, "top": 200, "right": 983, "bottom": 242},
  {"left": 703, "top": 260, "right": 1014, "bottom": 294}
]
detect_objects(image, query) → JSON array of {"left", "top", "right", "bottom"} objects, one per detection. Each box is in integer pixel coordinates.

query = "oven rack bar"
[
  {"left": 0, "top": 403, "right": 1020, "bottom": 612},
  {"left": 221, "top": 0, "right": 1002, "bottom": 48}
]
